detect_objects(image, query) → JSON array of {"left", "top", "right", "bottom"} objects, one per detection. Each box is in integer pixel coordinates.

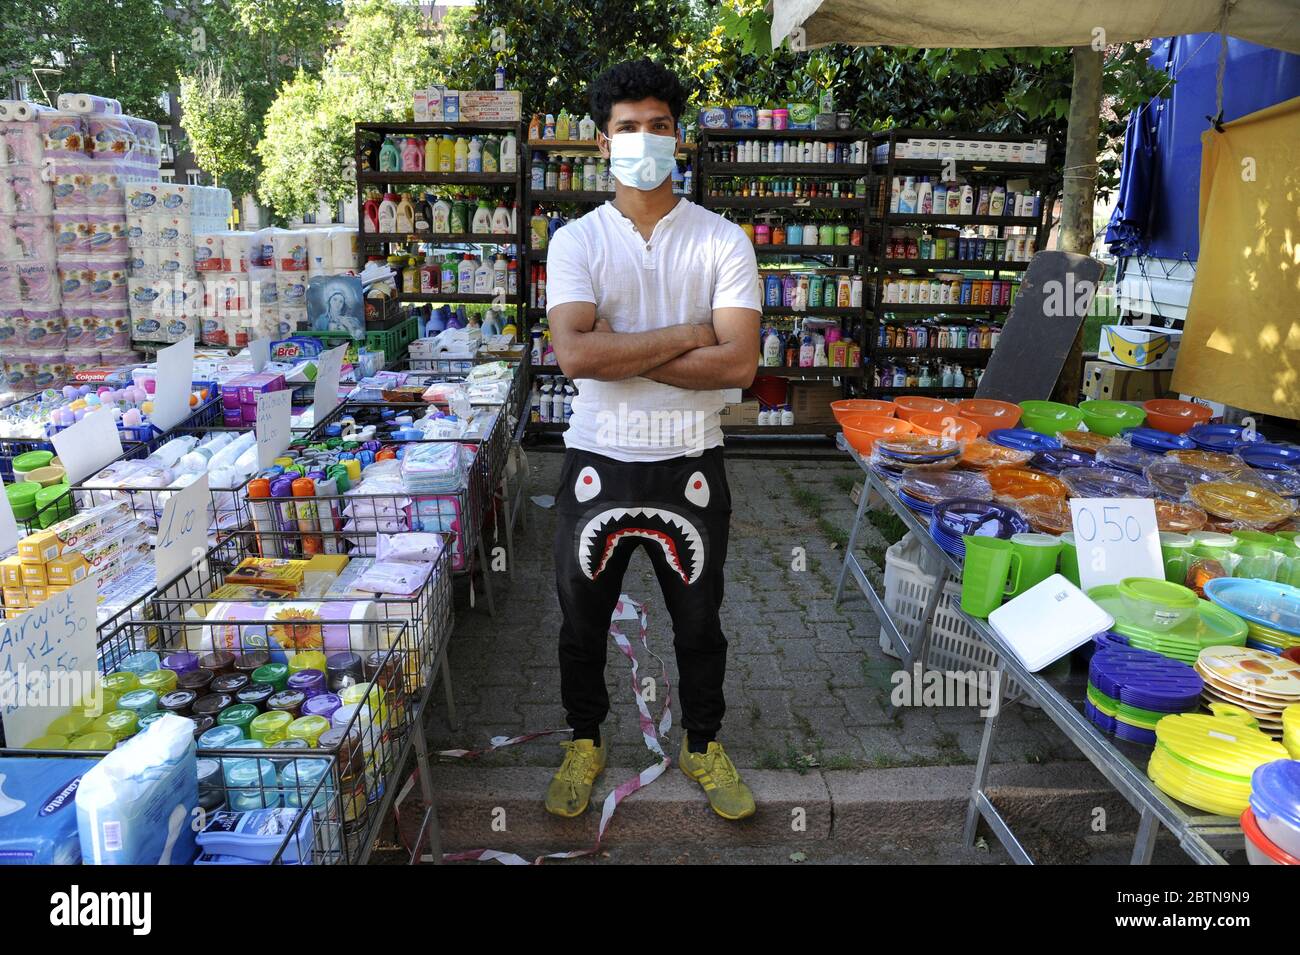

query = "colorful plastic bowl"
[
  {"left": 1018, "top": 400, "right": 1084, "bottom": 435},
  {"left": 1143, "top": 398, "right": 1214, "bottom": 435},
  {"left": 955, "top": 398, "right": 1022, "bottom": 436},
  {"left": 1079, "top": 399, "right": 1147, "bottom": 437},
  {"left": 893, "top": 395, "right": 957, "bottom": 423},
  {"left": 1117, "top": 577, "right": 1199, "bottom": 631},
  {"left": 908, "top": 413, "right": 980, "bottom": 444},
  {"left": 830, "top": 399, "right": 897, "bottom": 424},
  {"left": 839, "top": 413, "right": 913, "bottom": 454}
]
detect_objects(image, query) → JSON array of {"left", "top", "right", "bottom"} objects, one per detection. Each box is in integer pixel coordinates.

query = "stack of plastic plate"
[
  {"left": 1189, "top": 481, "right": 1297, "bottom": 530},
  {"left": 1284, "top": 704, "right": 1299, "bottom": 758},
  {"left": 1243, "top": 620, "right": 1300, "bottom": 655},
  {"left": 1087, "top": 585, "right": 1248, "bottom": 664},
  {"left": 1249, "top": 469, "right": 1300, "bottom": 499},
  {"left": 1027, "top": 448, "right": 1096, "bottom": 473},
  {"left": 1085, "top": 642, "right": 1204, "bottom": 745},
  {"left": 1186, "top": 423, "right": 1263, "bottom": 454},
  {"left": 1124, "top": 427, "right": 1195, "bottom": 454},
  {"left": 928, "top": 498, "right": 1029, "bottom": 560},
  {"left": 1154, "top": 500, "right": 1208, "bottom": 533},
  {"left": 1059, "top": 430, "right": 1113, "bottom": 454},
  {"left": 1238, "top": 444, "right": 1300, "bottom": 473},
  {"left": 1204, "top": 578, "right": 1300, "bottom": 650},
  {"left": 1144, "top": 459, "right": 1222, "bottom": 500},
  {"left": 959, "top": 439, "right": 1033, "bottom": 470},
  {"left": 1195, "top": 645, "right": 1300, "bottom": 739},
  {"left": 873, "top": 434, "right": 961, "bottom": 470},
  {"left": 1147, "top": 710, "right": 1288, "bottom": 816},
  {"left": 1096, "top": 443, "right": 1162, "bottom": 474},
  {"left": 898, "top": 470, "right": 991, "bottom": 517},
  {"left": 1060, "top": 466, "right": 1153, "bottom": 499},
  {"left": 986, "top": 466, "right": 1069, "bottom": 502},
  {"left": 1169, "top": 449, "right": 1248, "bottom": 477},
  {"left": 986, "top": 428, "right": 1061, "bottom": 453}
]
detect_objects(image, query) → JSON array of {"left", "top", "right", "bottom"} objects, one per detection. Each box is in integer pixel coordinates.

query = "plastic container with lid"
[
  {"left": 282, "top": 757, "right": 334, "bottom": 810},
  {"left": 1250, "top": 759, "right": 1300, "bottom": 858},
  {"left": 1117, "top": 578, "right": 1199, "bottom": 631},
  {"left": 4, "top": 480, "right": 39, "bottom": 518}
]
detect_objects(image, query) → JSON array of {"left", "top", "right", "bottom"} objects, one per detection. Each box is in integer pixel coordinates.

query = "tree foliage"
[
  {"left": 178, "top": 63, "right": 258, "bottom": 197},
  {"left": 256, "top": 0, "right": 440, "bottom": 218}
]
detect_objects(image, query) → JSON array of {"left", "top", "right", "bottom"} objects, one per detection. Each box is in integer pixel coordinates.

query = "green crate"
[{"left": 300, "top": 318, "right": 414, "bottom": 363}]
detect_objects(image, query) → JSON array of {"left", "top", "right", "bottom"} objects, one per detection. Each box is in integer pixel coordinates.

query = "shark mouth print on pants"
[{"left": 570, "top": 462, "right": 714, "bottom": 586}]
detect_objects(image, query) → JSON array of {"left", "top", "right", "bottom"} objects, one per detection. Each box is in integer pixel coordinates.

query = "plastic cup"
[
  {"left": 1233, "top": 541, "right": 1283, "bottom": 581},
  {"left": 1009, "top": 533, "right": 1062, "bottom": 597},
  {"left": 1058, "top": 532, "right": 1080, "bottom": 587},
  {"left": 1159, "top": 532, "right": 1195, "bottom": 584},
  {"left": 960, "top": 536, "right": 1022, "bottom": 617}
]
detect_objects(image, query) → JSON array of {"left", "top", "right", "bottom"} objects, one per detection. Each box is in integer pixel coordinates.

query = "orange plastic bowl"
[
  {"left": 839, "top": 413, "right": 913, "bottom": 454},
  {"left": 1143, "top": 398, "right": 1214, "bottom": 434},
  {"left": 831, "top": 399, "right": 897, "bottom": 424},
  {"left": 908, "top": 412, "right": 980, "bottom": 444},
  {"left": 955, "top": 398, "right": 1021, "bottom": 436},
  {"left": 894, "top": 395, "right": 957, "bottom": 423},
  {"left": 987, "top": 467, "right": 1070, "bottom": 501}
]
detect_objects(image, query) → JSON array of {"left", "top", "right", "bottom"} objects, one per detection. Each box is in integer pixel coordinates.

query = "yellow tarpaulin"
[{"left": 1172, "top": 96, "right": 1300, "bottom": 419}]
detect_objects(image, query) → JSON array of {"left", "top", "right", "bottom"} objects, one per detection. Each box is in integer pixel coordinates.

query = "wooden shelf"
[
  {"left": 397, "top": 292, "right": 522, "bottom": 305},
  {"left": 358, "top": 121, "right": 521, "bottom": 133},
  {"left": 704, "top": 196, "right": 863, "bottom": 209},
  {"left": 754, "top": 244, "right": 866, "bottom": 255},
  {"left": 873, "top": 348, "right": 993, "bottom": 360},
  {"left": 873, "top": 213, "right": 1041, "bottom": 227},
  {"left": 702, "top": 128, "right": 872, "bottom": 140},
  {"left": 874, "top": 303, "right": 1010, "bottom": 315},
  {"left": 701, "top": 162, "right": 868, "bottom": 176},
  {"left": 754, "top": 366, "right": 864, "bottom": 378},
  {"left": 878, "top": 158, "right": 1050, "bottom": 176},
  {"left": 358, "top": 171, "right": 517, "bottom": 186},
  {"left": 870, "top": 386, "right": 979, "bottom": 397},
  {"left": 530, "top": 189, "right": 613, "bottom": 203},
  {"left": 760, "top": 306, "right": 861, "bottom": 317},
  {"left": 361, "top": 232, "right": 518, "bottom": 245},
  {"left": 879, "top": 258, "right": 1028, "bottom": 271},
  {"left": 527, "top": 138, "right": 694, "bottom": 154}
]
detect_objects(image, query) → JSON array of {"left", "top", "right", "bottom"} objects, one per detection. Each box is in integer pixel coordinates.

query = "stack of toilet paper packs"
[
  {"left": 192, "top": 225, "right": 357, "bottom": 350},
  {"left": 0, "top": 94, "right": 161, "bottom": 393}
]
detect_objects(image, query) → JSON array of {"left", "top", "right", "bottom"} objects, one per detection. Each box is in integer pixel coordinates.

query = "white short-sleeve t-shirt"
[{"left": 545, "top": 198, "right": 761, "bottom": 462}]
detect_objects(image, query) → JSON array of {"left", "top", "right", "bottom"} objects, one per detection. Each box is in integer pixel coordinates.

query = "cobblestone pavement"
[{"left": 428, "top": 442, "right": 1079, "bottom": 774}]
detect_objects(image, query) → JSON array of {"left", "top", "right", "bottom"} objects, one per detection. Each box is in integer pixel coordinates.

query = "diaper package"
[
  {"left": 0, "top": 757, "right": 100, "bottom": 864},
  {"left": 75, "top": 713, "right": 199, "bottom": 865}
]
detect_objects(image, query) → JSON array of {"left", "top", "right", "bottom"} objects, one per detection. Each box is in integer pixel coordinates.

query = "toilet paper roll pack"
[
  {"left": 93, "top": 306, "right": 131, "bottom": 349},
  {"left": 8, "top": 214, "right": 58, "bottom": 260},
  {"left": 0, "top": 307, "right": 20, "bottom": 348},
  {"left": 63, "top": 309, "right": 95, "bottom": 351},
  {"left": 19, "top": 308, "right": 65, "bottom": 350},
  {"left": 271, "top": 230, "right": 308, "bottom": 271},
  {"left": 157, "top": 243, "right": 196, "bottom": 279},
  {"left": 153, "top": 214, "right": 195, "bottom": 249},
  {"left": 20, "top": 260, "right": 61, "bottom": 305},
  {"left": 200, "top": 600, "right": 385, "bottom": 657},
  {"left": 38, "top": 112, "right": 87, "bottom": 159},
  {"left": 0, "top": 121, "right": 44, "bottom": 165},
  {"left": 57, "top": 93, "right": 122, "bottom": 115},
  {"left": 328, "top": 227, "right": 357, "bottom": 269},
  {"left": 2, "top": 166, "right": 53, "bottom": 214},
  {"left": 276, "top": 273, "right": 307, "bottom": 309},
  {"left": 126, "top": 212, "right": 156, "bottom": 248},
  {"left": 0, "top": 100, "right": 54, "bottom": 122},
  {"left": 194, "top": 233, "right": 226, "bottom": 271}
]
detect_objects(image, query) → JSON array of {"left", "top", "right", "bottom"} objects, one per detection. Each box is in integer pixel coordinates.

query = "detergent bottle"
[
  {"left": 362, "top": 194, "right": 380, "bottom": 233},
  {"left": 437, "top": 135, "right": 455, "bottom": 173},
  {"left": 500, "top": 129, "right": 518, "bottom": 172},
  {"left": 468, "top": 136, "right": 483, "bottom": 173},
  {"left": 401, "top": 137, "right": 423, "bottom": 172},
  {"left": 471, "top": 198, "right": 492, "bottom": 234},
  {"left": 491, "top": 199, "right": 511, "bottom": 234},
  {"left": 377, "top": 192, "right": 398, "bottom": 233},
  {"left": 378, "top": 137, "right": 401, "bottom": 172},
  {"left": 431, "top": 195, "right": 451, "bottom": 233},
  {"left": 453, "top": 136, "right": 469, "bottom": 172}
]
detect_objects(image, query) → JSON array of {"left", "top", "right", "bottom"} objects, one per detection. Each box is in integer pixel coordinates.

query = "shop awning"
[{"left": 770, "top": 0, "right": 1300, "bottom": 55}]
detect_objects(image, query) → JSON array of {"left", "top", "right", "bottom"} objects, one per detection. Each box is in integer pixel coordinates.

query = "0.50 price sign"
[{"left": 1069, "top": 498, "right": 1163, "bottom": 592}]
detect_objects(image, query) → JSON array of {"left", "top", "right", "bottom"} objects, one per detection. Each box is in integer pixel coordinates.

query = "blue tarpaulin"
[{"left": 1105, "top": 34, "right": 1300, "bottom": 261}]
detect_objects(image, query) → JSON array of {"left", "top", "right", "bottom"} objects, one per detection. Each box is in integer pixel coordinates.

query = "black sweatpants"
[{"left": 553, "top": 445, "right": 731, "bottom": 744}]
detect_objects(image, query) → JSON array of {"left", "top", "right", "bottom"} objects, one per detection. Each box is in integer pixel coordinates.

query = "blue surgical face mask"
[{"left": 606, "top": 131, "right": 677, "bottom": 190}]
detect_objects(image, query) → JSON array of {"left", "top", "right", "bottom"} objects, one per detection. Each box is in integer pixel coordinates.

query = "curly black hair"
[{"left": 589, "top": 58, "right": 686, "bottom": 134}]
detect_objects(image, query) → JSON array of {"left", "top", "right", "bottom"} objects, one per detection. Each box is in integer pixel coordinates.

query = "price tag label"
[
  {"left": 0, "top": 579, "right": 97, "bottom": 747},
  {"left": 311, "top": 343, "right": 347, "bottom": 425},
  {"left": 51, "top": 408, "right": 124, "bottom": 484},
  {"left": 152, "top": 336, "right": 196, "bottom": 431},
  {"left": 155, "top": 474, "right": 210, "bottom": 587},
  {"left": 1069, "top": 497, "right": 1163, "bottom": 592},
  {"left": 256, "top": 390, "right": 292, "bottom": 469},
  {"left": 250, "top": 337, "right": 272, "bottom": 373}
]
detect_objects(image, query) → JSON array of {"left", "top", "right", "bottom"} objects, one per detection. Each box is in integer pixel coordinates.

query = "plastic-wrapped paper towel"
[
  {"left": 0, "top": 100, "right": 54, "bottom": 122},
  {"left": 1, "top": 165, "right": 52, "bottom": 214},
  {"left": 0, "top": 757, "right": 101, "bottom": 865},
  {"left": 38, "top": 112, "right": 87, "bottom": 159},
  {"left": 57, "top": 93, "right": 122, "bottom": 115},
  {"left": 198, "top": 599, "right": 384, "bottom": 657},
  {"left": 0, "top": 121, "right": 44, "bottom": 166},
  {"left": 18, "top": 260, "right": 60, "bottom": 306},
  {"left": 75, "top": 714, "right": 199, "bottom": 866}
]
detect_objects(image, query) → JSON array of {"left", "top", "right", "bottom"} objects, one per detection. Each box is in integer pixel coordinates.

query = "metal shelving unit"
[
  {"left": 699, "top": 127, "right": 874, "bottom": 435},
  {"left": 865, "top": 129, "right": 1056, "bottom": 397}
]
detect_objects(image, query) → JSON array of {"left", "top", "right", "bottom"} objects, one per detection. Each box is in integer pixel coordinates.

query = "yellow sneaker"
[
  {"left": 678, "top": 738, "right": 756, "bottom": 820},
  {"left": 544, "top": 737, "right": 607, "bottom": 817}
]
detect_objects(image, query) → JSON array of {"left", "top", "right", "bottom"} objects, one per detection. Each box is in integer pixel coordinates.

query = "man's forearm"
[
  {"left": 642, "top": 342, "right": 757, "bottom": 390},
  {"left": 556, "top": 324, "right": 705, "bottom": 381}
]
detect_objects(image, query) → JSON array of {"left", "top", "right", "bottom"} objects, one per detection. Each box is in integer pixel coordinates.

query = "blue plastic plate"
[
  {"left": 1122, "top": 427, "right": 1195, "bottom": 453},
  {"left": 987, "top": 428, "right": 1061, "bottom": 453},
  {"left": 1203, "top": 578, "right": 1300, "bottom": 636},
  {"left": 1186, "top": 423, "right": 1264, "bottom": 454},
  {"left": 1238, "top": 443, "right": 1300, "bottom": 472}
]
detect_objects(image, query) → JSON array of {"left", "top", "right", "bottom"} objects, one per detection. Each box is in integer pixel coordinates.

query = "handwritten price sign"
[
  {"left": 256, "top": 390, "right": 293, "bottom": 469},
  {"left": 1069, "top": 497, "right": 1163, "bottom": 592},
  {"left": 155, "top": 474, "right": 210, "bottom": 587},
  {"left": 0, "top": 579, "right": 97, "bottom": 747}
]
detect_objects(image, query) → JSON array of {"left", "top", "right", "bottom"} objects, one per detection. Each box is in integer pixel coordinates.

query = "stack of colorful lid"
[
  {"left": 1203, "top": 578, "right": 1300, "bottom": 656},
  {"left": 1243, "top": 759, "right": 1300, "bottom": 866},
  {"left": 898, "top": 470, "right": 991, "bottom": 517},
  {"left": 927, "top": 498, "right": 1028, "bottom": 560},
  {"left": 1086, "top": 584, "right": 1248, "bottom": 664},
  {"left": 1085, "top": 638, "right": 1203, "bottom": 744},
  {"left": 1195, "top": 645, "right": 1300, "bottom": 739},
  {"left": 1147, "top": 709, "right": 1288, "bottom": 816}
]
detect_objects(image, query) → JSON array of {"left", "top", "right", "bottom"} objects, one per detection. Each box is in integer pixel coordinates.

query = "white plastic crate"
[{"left": 878, "top": 532, "right": 1025, "bottom": 698}]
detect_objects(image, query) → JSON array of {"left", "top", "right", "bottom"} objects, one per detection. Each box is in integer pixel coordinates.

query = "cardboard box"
[
  {"left": 46, "top": 552, "right": 89, "bottom": 586},
  {"left": 25, "top": 585, "right": 48, "bottom": 604},
  {"left": 788, "top": 381, "right": 841, "bottom": 425},
  {"left": 1097, "top": 324, "right": 1182, "bottom": 370},
  {"left": 0, "top": 555, "right": 22, "bottom": 589},
  {"left": 1083, "top": 361, "right": 1174, "bottom": 402},
  {"left": 20, "top": 562, "right": 48, "bottom": 587},
  {"left": 718, "top": 400, "right": 759, "bottom": 426},
  {"left": 459, "top": 90, "right": 522, "bottom": 122},
  {"left": 2, "top": 587, "right": 26, "bottom": 609},
  {"left": 18, "top": 530, "right": 61, "bottom": 564}
]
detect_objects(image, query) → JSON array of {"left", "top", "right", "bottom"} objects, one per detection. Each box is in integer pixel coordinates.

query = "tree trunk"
[{"left": 1052, "top": 45, "right": 1104, "bottom": 405}]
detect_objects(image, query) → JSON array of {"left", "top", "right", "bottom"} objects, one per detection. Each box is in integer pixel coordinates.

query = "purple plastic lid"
[
  {"left": 1028, "top": 448, "right": 1096, "bottom": 473},
  {"left": 1089, "top": 644, "right": 1203, "bottom": 712},
  {"left": 932, "top": 498, "right": 1029, "bottom": 540},
  {"left": 301, "top": 692, "right": 342, "bottom": 721},
  {"left": 287, "top": 668, "right": 327, "bottom": 698},
  {"left": 162, "top": 650, "right": 199, "bottom": 675},
  {"left": 1250, "top": 760, "right": 1300, "bottom": 829}
]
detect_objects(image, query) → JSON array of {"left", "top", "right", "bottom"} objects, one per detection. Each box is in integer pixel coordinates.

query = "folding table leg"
[
  {"left": 834, "top": 478, "right": 873, "bottom": 607},
  {"left": 408, "top": 723, "right": 443, "bottom": 864},
  {"left": 1130, "top": 809, "right": 1158, "bottom": 865},
  {"left": 963, "top": 696, "right": 1004, "bottom": 848}
]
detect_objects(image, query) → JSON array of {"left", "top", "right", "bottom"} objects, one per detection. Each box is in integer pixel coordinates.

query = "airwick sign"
[{"left": 1098, "top": 324, "right": 1182, "bottom": 371}]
